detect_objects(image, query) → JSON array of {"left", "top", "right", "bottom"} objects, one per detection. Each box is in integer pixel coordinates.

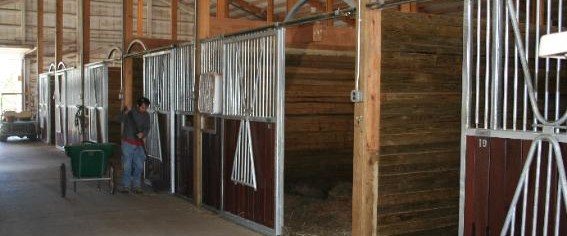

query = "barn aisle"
[{"left": 0, "top": 139, "right": 259, "bottom": 236}]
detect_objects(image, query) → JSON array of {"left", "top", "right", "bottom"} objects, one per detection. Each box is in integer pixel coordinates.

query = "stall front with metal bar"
[
  {"left": 173, "top": 43, "right": 196, "bottom": 199},
  {"left": 197, "top": 28, "right": 285, "bottom": 235},
  {"left": 54, "top": 63, "right": 83, "bottom": 148},
  {"left": 38, "top": 64, "right": 56, "bottom": 144},
  {"left": 84, "top": 61, "right": 122, "bottom": 144},
  {"left": 142, "top": 47, "right": 176, "bottom": 192},
  {"left": 460, "top": 0, "right": 567, "bottom": 234}
]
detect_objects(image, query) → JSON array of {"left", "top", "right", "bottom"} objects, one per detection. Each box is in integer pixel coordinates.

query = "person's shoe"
[
  {"left": 118, "top": 186, "right": 130, "bottom": 193},
  {"left": 132, "top": 188, "right": 143, "bottom": 194}
]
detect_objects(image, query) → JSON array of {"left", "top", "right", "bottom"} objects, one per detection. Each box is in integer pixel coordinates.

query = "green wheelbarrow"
[{"left": 60, "top": 142, "right": 117, "bottom": 197}]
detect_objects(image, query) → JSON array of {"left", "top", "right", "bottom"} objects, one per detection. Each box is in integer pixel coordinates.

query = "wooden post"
[
  {"left": 124, "top": 0, "right": 134, "bottom": 107},
  {"left": 137, "top": 0, "right": 144, "bottom": 37},
  {"left": 83, "top": 0, "right": 90, "bottom": 64},
  {"left": 37, "top": 0, "right": 44, "bottom": 73},
  {"left": 193, "top": 0, "right": 210, "bottom": 207},
  {"left": 352, "top": 1, "right": 380, "bottom": 236},
  {"left": 326, "top": 0, "right": 333, "bottom": 26},
  {"left": 267, "top": 0, "right": 274, "bottom": 22},
  {"left": 55, "top": 0, "right": 63, "bottom": 63},
  {"left": 217, "top": 0, "right": 229, "bottom": 18},
  {"left": 171, "top": 0, "right": 177, "bottom": 40}
]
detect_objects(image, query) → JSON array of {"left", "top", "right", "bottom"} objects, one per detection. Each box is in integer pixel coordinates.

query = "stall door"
[
  {"left": 173, "top": 44, "right": 196, "bottom": 199},
  {"left": 461, "top": 0, "right": 567, "bottom": 235},
  {"left": 65, "top": 69, "right": 82, "bottom": 145},
  {"left": 85, "top": 62, "right": 109, "bottom": 143},
  {"left": 54, "top": 70, "right": 67, "bottom": 148},
  {"left": 200, "top": 28, "right": 286, "bottom": 236},
  {"left": 143, "top": 50, "right": 173, "bottom": 192},
  {"left": 38, "top": 73, "right": 54, "bottom": 144}
]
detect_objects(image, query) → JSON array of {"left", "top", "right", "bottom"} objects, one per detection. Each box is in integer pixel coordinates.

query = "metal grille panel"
[
  {"left": 223, "top": 31, "right": 278, "bottom": 121},
  {"left": 174, "top": 44, "right": 196, "bottom": 114},
  {"left": 462, "top": 0, "right": 567, "bottom": 235},
  {"left": 144, "top": 51, "right": 172, "bottom": 112}
]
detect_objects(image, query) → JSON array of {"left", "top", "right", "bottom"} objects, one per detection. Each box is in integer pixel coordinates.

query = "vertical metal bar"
[
  {"left": 543, "top": 150, "right": 553, "bottom": 236},
  {"left": 555, "top": 0, "right": 563, "bottom": 125},
  {"left": 522, "top": 169, "right": 529, "bottom": 236},
  {"left": 523, "top": 0, "right": 531, "bottom": 131},
  {"left": 513, "top": 0, "right": 519, "bottom": 130},
  {"left": 531, "top": 143, "right": 542, "bottom": 236},
  {"left": 475, "top": 0, "right": 481, "bottom": 128},
  {"left": 543, "top": 0, "right": 552, "bottom": 122},
  {"left": 491, "top": 0, "right": 504, "bottom": 130},
  {"left": 275, "top": 27, "right": 286, "bottom": 236},
  {"left": 460, "top": 0, "right": 473, "bottom": 232},
  {"left": 554, "top": 182, "right": 561, "bottom": 236},
  {"left": 484, "top": 0, "right": 491, "bottom": 129},
  {"left": 534, "top": 0, "right": 542, "bottom": 130},
  {"left": 512, "top": 210, "right": 516, "bottom": 235},
  {"left": 170, "top": 50, "right": 176, "bottom": 194},
  {"left": 503, "top": 0, "right": 509, "bottom": 130}
]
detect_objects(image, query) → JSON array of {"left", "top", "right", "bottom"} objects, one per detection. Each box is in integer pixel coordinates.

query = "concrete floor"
[{"left": 0, "top": 138, "right": 260, "bottom": 236}]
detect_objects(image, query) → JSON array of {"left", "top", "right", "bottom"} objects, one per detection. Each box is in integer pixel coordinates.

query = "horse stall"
[
  {"left": 84, "top": 61, "right": 122, "bottom": 144},
  {"left": 38, "top": 66, "right": 56, "bottom": 144},
  {"left": 280, "top": 10, "right": 464, "bottom": 235},
  {"left": 197, "top": 28, "right": 286, "bottom": 235}
]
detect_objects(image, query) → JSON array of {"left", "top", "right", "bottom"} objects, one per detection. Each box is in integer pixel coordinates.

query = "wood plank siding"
[
  {"left": 377, "top": 11, "right": 463, "bottom": 235},
  {"left": 284, "top": 48, "right": 355, "bottom": 189}
]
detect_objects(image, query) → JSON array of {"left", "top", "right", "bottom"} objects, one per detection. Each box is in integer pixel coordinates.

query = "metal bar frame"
[{"left": 461, "top": 0, "right": 567, "bottom": 234}]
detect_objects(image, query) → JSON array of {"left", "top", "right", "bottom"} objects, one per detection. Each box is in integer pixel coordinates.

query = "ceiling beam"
[{"left": 230, "top": 0, "right": 266, "bottom": 20}]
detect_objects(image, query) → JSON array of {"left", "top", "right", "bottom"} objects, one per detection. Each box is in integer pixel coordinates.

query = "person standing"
[{"left": 119, "top": 97, "right": 151, "bottom": 193}]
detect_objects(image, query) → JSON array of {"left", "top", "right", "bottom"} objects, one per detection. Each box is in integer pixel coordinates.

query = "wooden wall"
[
  {"left": 284, "top": 48, "right": 355, "bottom": 189},
  {"left": 107, "top": 66, "right": 121, "bottom": 144},
  {"left": 377, "top": 11, "right": 462, "bottom": 235}
]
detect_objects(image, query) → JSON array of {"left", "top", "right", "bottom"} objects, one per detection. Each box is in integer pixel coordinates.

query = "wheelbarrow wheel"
[
  {"left": 109, "top": 165, "right": 116, "bottom": 195},
  {"left": 60, "top": 163, "right": 66, "bottom": 198}
]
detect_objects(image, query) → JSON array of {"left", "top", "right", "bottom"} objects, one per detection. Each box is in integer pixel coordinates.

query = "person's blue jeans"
[{"left": 121, "top": 142, "right": 145, "bottom": 189}]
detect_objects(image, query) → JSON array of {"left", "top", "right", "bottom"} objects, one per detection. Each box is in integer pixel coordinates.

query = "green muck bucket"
[{"left": 64, "top": 142, "right": 116, "bottom": 178}]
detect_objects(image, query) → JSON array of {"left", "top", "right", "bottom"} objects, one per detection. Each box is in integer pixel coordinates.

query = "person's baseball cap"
[{"left": 137, "top": 97, "right": 151, "bottom": 106}]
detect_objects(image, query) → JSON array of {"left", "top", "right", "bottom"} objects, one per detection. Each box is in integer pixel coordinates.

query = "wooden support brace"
[
  {"left": 137, "top": 0, "right": 144, "bottom": 37},
  {"left": 55, "top": 0, "right": 63, "bottom": 63},
  {"left": 267, "top": 0, "right": 274, "bottom": 22},
  {"left": 217, "top": 0, "right": 229, "bottom": 18},
  {"left": 124, "top": 0, "right": 134, "bottom": 107},
  {"left": 83, "top": 0, "right": 90, "bottom": 63},
  {"left": 230, "top": 0, "right": 265, "bottom": 19},
  {"left": 193, "top": 0, "right": 210, "bottom": 207},
  {"left": 171, "top": 0, "right": 177, "bottom": 40}
]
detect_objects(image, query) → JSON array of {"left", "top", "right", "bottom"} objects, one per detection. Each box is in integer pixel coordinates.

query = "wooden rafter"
[{"left": 230, "top": 0, "right": 266, "bottom": 19}]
